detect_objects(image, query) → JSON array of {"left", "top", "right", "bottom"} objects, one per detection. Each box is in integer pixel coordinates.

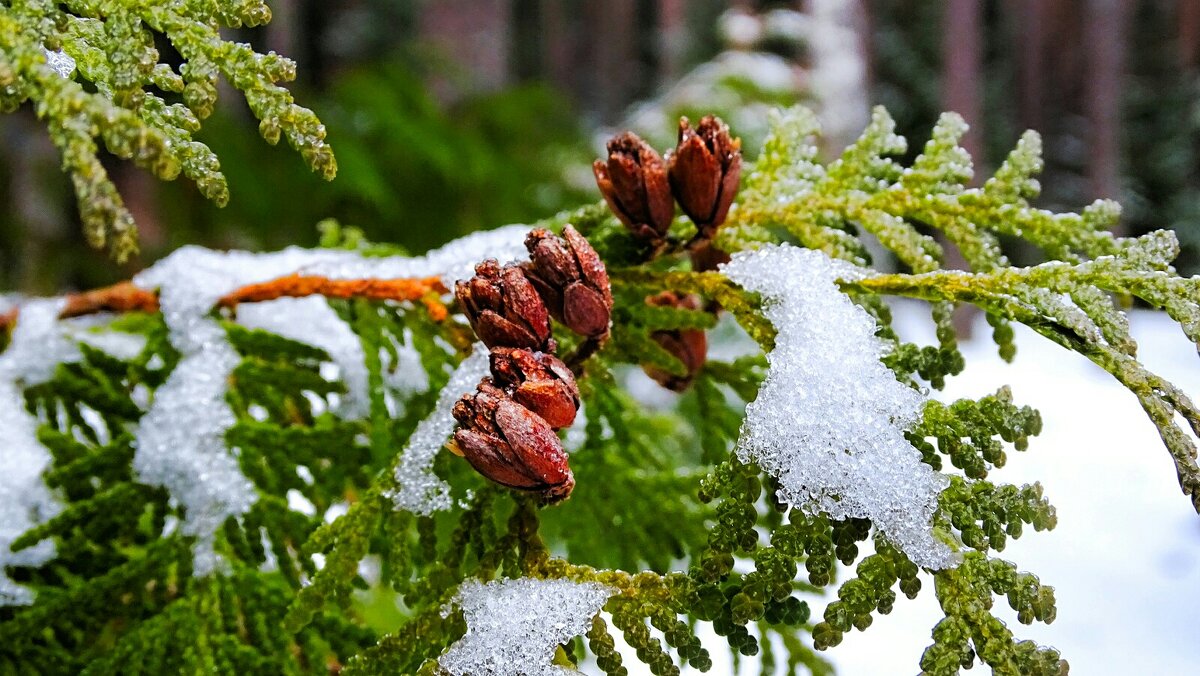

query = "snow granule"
[
  {"left": 42, "top": 48, "right": 76, "bottom": 78},
  {"left": 440, "top": 577, "right": 614, "bottom": 676},
  {"left": 389, "top": 346, "right": 490, "bottom": 515},
  {"left": 0, "top": 299, "right": 73, "bottom": 605},
  {"left": 722, "top": 244, "right": 956, "bottom": 569}
]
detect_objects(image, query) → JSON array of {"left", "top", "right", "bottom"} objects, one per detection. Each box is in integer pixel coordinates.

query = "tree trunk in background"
[
  {"left": 941, "top": 0, "right": 984, "bottom": 177},
  {"left": 658, "top": 0, "right": 687, "bottom": 85},
  {"left": 584, "top": 0, "right": 638, "bottom": 123},
  {"left": 939, "top": 0, "right": 983, "bottom": 334},
  {"left": 1011, "top": 0, "right": 1050, "bottom": 135},
  {"left": 1181, "top": 0, "right": 1200, "bottom": 72},
  {"left": 264, "top": 0, "right": 299, "bottom": 65},
  {"left": 419, "top": 0, "right": 512, "bottom": 100},
  {"left": 1083, "top": 0, "right": 1129, "bottom": 226},
  {"left": 804, "top": 0, "right": 871, "bottom": 155}
]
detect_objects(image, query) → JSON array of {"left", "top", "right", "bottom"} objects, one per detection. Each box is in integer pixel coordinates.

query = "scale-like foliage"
[
  {"left": 0, "top": 104, "right": 1197, "bottom": 676},
  {"left": 0, "top": 0, "right": 334, "bottom": 260}
]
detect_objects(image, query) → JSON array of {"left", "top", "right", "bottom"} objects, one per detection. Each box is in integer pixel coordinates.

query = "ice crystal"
[
  {"left": 0, "top": 299, "right": 73, "bottom": 605},
  {"left": 440, "top": 577, "right": 615, "bottom": 676},
  {"left": 41, "top": 48, "right": 76, "bottom": 79},
  {"left": 389, "top": 346, "right": 491, "bottom": 515},
  {"left": 722, "top": 244, "right": 956, "bottom": 569}
]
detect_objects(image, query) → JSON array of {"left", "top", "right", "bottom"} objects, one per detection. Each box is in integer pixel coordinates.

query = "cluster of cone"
[
  {"left": 594, "top": 115, "right": 742, "bottom": 392},
  {"left": 450, "top": 226, "right": 612, "bottom": 503}
]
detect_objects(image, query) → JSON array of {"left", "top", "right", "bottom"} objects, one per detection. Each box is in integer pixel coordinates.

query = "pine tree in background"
[{"left": 2, "top": 2, "right": 1200, "bottom": 675}]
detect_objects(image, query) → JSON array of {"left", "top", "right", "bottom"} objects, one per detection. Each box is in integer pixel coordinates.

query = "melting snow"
[
  {"left": 440, "top": 577, "right": 614, "bottom": 676},
  {"left": 722, "top": 244, "right": 956, "bottom": 569}
]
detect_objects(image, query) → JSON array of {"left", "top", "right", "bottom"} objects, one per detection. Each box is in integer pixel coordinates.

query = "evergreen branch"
[
  {"left": 841, "top": 248, "right": 1200, "bottom": 510},
  {"left": 0, "top": 0, "right": 334, "bottom": 259}
]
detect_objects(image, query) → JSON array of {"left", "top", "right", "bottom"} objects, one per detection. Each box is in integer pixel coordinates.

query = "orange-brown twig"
[
  {"left": 61, "top": 281, "right": 161, "bottom": 319},
  {"left": 216, "top": 274, "right": 449, "bottom": 321},
  {"left": 0, "top": 274, "right": 452, "bottom": 334}
]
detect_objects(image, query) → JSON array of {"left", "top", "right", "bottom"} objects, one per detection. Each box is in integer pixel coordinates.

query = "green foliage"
[
  {"left": 2, "top": 103, "right": 1198, "bottom": 675},
  {"left": 0, "top": 0, "right": 334, "bottom": 260},
  {"left": 154, "top": 65, "right": 595, "bottom": 256}
]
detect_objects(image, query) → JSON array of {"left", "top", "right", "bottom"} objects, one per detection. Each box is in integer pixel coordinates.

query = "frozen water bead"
[{"left": 722, "top": 244, "right": 957, "bottom": 570}]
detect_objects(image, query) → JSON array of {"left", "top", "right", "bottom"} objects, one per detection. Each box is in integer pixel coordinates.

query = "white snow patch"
[
  {"left": 388, "top": 346, "right": 490, "bottom": 515},
  {"left": 721, "top": 244, "right": 956, "bottom": 569},
  {"left": 0, "top": 299, "right": 74, "bottom": 605},
  {"left": 440, "top": 577, "right": 614, "bottom": 676}
]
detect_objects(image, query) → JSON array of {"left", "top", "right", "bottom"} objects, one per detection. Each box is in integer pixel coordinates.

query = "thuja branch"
[{"left": 841, "top": 255, "right": 1200, "bottom": 511}]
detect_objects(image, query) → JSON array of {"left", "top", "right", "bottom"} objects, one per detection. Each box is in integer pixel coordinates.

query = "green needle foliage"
[
  {"left": 1, "top": 101, "right": 1198, "bottom": 675},
  {"left": 0, "top": 0, "right": 334, "bottom": 261}
]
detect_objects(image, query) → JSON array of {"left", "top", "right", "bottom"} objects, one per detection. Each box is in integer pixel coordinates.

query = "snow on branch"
[
  {"left": 722, "top": 244, "right": 957, "bottom": 569},
  {"left": 127, "top": 226, "right": 530, "bottom": 574},
  {"left": 389, "top": 345, "right": 491, "bottom": 515},
  {"left": 440, "top": 577, "right": 615, "bottom": 676}
]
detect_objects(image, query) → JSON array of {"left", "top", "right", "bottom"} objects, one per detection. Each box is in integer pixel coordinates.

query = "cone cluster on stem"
[
  {"left": 594, "top": 114, "right": 743, "bottom": 393},
  {"left": 451, "top": 225, "right": 611, "bottom": 502},
  {"left": 593, "top": 115, "right": 742, "bottom": 250}
]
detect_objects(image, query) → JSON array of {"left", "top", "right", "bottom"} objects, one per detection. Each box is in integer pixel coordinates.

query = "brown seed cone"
[
  {"left": 642, "top": 291, "right": 708, "bottom": 392},
  {"left": 489, "top": 347, "right": 580, "bottom": 429},
  {"left": 452, "top": 380, "right": 575, "bottom": 503},
  {"left": 593, "top": 131, "right": 675, "bottom": 244},
  {"left": 455, "top": 259, "right": 556, "bottom": 352},
  {"left": 667, "top": 115, "right": 742, "bottom": 239},
  {"left": 522, "top": 225, "right": 613, "bottom": 341}
]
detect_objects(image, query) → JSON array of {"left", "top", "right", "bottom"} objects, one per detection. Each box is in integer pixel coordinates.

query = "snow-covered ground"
[{"left": 682, "top": 303, "right": 1200, "bottom": 675}]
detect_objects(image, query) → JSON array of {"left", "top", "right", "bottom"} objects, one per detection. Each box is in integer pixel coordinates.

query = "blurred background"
[{"left": 0, "top": 0, "right": 1197, "bottom": 292}]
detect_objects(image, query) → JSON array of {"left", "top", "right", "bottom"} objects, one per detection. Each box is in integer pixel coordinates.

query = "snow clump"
[
  {"left": 722, "top": 243, "right": 957, "bottom": 569},
  {"left": 388, "top": 345, "right": 491, "bottom": 515},
  {"left": 0, "top": 300, "right": 73, "bottom": 604},
  {"left": 440, "top": 577, "right": 614, "bottom": 676}
]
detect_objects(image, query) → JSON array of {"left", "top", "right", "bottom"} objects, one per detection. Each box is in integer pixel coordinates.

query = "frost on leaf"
[
  {"left": 388, "top": 346, "right": 491, "bottom": 515},
  {"left": 722, "top": 244, "right": 957, "bottom": 569},
  {"left": 440, "top": 577, "right": 615, "bottom": 676}
]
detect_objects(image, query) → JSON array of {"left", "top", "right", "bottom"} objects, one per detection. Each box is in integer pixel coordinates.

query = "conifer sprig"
[
  {"left": 0, "top": 0, "right": 334, "bottom": 260},
  {"left": 1, "top": 103, "right": 1197, "bottom": 675}
]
